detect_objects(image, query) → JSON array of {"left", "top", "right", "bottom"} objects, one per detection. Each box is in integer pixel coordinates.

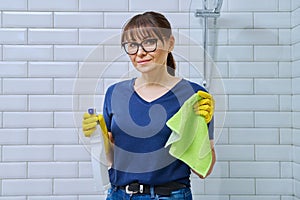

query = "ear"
[{"left": 168, "top": 35, "right": 175, "bottom": 52}]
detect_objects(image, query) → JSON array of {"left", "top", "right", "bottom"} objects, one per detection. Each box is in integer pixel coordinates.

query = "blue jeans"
[{"left": 106, "top": 185, "right": 192, "bottom": 200}]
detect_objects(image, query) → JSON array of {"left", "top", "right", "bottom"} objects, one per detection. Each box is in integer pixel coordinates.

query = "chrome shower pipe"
[{"left": 195, "top": 0, "right": 222, "bottom": 89}]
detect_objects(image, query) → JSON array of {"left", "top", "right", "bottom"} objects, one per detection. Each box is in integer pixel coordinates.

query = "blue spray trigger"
[{"left": 88, "top": 108, "right": 95, "bottom": 115}]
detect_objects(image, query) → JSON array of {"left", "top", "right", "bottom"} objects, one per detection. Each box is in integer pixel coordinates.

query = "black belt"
[{"left": 118, "top": 182, "right": 187, "bottom": 196}]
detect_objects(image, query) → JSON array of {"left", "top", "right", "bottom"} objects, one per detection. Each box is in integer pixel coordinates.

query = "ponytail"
[{"left": 167, "top": 52, "right": 176, "bottom": 76}]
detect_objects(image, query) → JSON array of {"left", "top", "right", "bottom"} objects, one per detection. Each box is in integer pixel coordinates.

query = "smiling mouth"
[{"left": 137, "top": 59, "right": 151, "bottom": 64}]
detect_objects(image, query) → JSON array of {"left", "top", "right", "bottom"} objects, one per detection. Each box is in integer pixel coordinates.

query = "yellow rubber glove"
[
  {"left": 193, "top": 90, "right": 215, "bottom": 123},
  {"left": 82, "top": 112, "right": 99, "bottom": 137}
]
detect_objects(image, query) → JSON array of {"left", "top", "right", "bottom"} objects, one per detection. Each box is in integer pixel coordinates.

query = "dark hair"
[{"left": 121, "top": 11, "right": 176, "bottom": 76}]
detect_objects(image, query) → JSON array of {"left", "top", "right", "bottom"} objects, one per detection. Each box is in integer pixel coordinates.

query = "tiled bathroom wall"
[{"left": 0, "top": 0, "right": 298, "bottom": 199}]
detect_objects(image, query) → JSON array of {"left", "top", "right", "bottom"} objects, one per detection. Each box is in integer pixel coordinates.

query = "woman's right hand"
[{"left": 82, "top": 112, "right": 99, "bottom": 137}]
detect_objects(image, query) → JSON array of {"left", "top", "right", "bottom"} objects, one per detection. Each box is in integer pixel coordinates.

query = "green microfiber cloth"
[{"left": 165, "top": 93, "right": 212, "bottom": 177}]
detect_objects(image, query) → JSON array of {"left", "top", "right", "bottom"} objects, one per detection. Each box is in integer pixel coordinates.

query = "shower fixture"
[{"left": 194, "top": 0, "right": 223, "bottom": 89}]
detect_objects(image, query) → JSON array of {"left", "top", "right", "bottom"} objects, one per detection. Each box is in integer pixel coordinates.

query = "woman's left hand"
[{"left": 193, "top": 90, "right": 214, "bottom": 123}]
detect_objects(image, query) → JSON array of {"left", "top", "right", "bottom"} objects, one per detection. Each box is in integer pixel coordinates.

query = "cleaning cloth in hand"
[{"left": 165, "top": 93, "right": 212, "bottom": 177}]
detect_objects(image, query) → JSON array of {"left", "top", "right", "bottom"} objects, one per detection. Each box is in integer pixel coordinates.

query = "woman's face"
[{"left": 124, "top": 34, "right": 174, "bottom": 74}]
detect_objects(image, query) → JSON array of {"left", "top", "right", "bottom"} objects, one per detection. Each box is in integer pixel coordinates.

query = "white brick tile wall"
[
  {"left": 0, "top": 129, "right": 27, "bottom": 145},
  {"left": 230, "top": 162, "right": 280, "bottom": 178},
  {"left": 2, "top": 145, "right": 53, "bottom": 161},
  {"left": 3, "top": 78, "right": 53, "bottom": 94},
  {"left": 0, "top": 0, "right": 27, "bottom": 10},
  {"left": 0, "top": 0, "right": 297, "bottom": 198},
  {"left": 28, "top": 62, "right": 78, "bottom": 77},
  {"left": 79, "top": 0, "right": 128, "bottom": 11},
  {"left": 3, "top": 45, "right": 53, "bottom": 61},
  {"left": 28, "top": 128, "right": 78, "bottom": 144},
  {"left": 54, "top": 12, "right": 103, "bottom": 28},
  {"left": 3, "top": 112, "right": 53, "bottom": 128},
  {"left": 228, "top": 0, "right": 278, "bottom": 11},
  {"left": 0, "top": 163, "right": 27, "bottom": 178},
  {"left": 28, "top": 162, "right": 78, "bottom": 178},
  {"left": 3, "top": 12, "right": 53, "bottom": 28},
  {"left": 28, "top": 29, "right": 78, "bottom": 44},
  {"left": 0, "top": 28, "right": 27, "bottom": 44},
  {"left": 2, "top": 179, "right": 52, "bottom": 195},
  {"left": 0, "top": 62, "right": 27, "bottom": 77},
  {"left": 53, "top": 178, "right": 98, "bottom": 195},
  {"left": 28, "top": 0, "right": 78, "bottom": 11}
]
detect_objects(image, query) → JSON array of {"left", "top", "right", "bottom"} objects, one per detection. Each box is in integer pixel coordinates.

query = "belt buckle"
[{"left": 125, "top": 184, "right": 144, "bottom": 194}]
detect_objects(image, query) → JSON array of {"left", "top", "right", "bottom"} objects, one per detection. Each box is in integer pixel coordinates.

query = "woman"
[{"left": 83, "top": 11, "right": 216, "bottom": 200}]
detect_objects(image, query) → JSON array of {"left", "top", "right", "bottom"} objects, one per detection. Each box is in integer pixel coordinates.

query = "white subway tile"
[
  {"left": 79, "top": 162, "right": 93, "bottom": 177},
  {"left": 254, "top": 78, "right": 292, "bottom": 94},
  {"left": 3, "top": 12, "right": 53, "bottom": 28},
  {"left": 216, "top": 46, "right": 253, "bottom": 62},
  {"left": 190, "top": 178, "right": 205, "bottom": 195},
  {"left": 229, "top": 62, "right": 278, "bottom": 78},
  {"left": 0, "top": 197, "right": 26, "bottom": 200},
  {"left": 292, "top": 25, "right": 300, "bottom": 44},
  {"left": 229, "top": 95, "right": 279, "bottom": 111},
  {"left": 256, "top": 145, "right": 292, "bottom": 161},
  {"left": 207, "top": 161, "right": 229, "bottom": 178},
  {"left": 293, "top": 95, "right": 300, "bottom": 111},
  {"left": 228, "top": 0, "right": 278, "bottom": 11},
  {"left": 229, "top": 128, "right": 279, "bottom": 145},
  {"left": 80, "top": 0, "right": 127, "bottom": 11},
  {"left": 205, "top": 178, "right": 255, "bottom": 194},
  {"left": 54, "top": 178, "right": 98, "bottom": 194},
  {"left": 3, "top": 78, "right": 53, "bottom": 94},
  {"left": 29, "top": 95, "right": 75, "bottom": 111},
  {"left": 229, "top": 29, "right": 278, "bottom": 45},
  {"left": 223, "top": 111, "right": 254, "bottom": 128},
  {"left": 280, "top": 95, "right": 292, "bottom": 111},
  {"left": 222, "top": 79, "right": 253, "bottom": 94},
  {"left": 2, "top": 179, "right": 52, "bottom": 195},
  {"left": 281, "top": 162, "right": 293, "bottom": 177},
  {"left": 129, "top": 0, "right": 179, "bottom": 11},
  {"left": 254, "top": 12, "right": 291, "bottom": 28},
  {"left": 3, "top": 45, "right": 53, "bottom": 61},
  {"left": 0, "top": 62, "right": 27, "bottom": 77},
  {"left": 230, "top": 162, "right": 280, "bottom": 178},
  {"left": 279, "top": 29, "right": 291, "bottom": 45},
  {"left": 78, "top": 62, "right": 128, "bottom": 78},
  {"left": 279, "top": 62, "right": 292, "bottom": 78},
  {"left": 2, "top": 145, "right": 53, "bottom": 161},
  {"left": 104, "top": 12, "right": 137, "bottom": 28},
  {"left": 293, "top": 42, "right": 300, "bottom": 60},
  {"left": 104, "top": 46, "right": 128, "bottom": 62},
  {"left": 54, "top": 45, "right": 103, "bottom": 61},
  {"left": 78, "top": 95, "right": 104, "bottom": 113},
  {"left": 164, "top": 13, "right": 189, "bottom": 29},
  {"left": 29, "top": 62, "right": 78, "bottom": 77},
  {"left": 29, "top": 196, "right": 78, "bottom": 200},
  {"left": 0, "top": 129, "right": 27, "bottom": 145},
  {"left": 216, "top": 145, "right": 254, "bottom": 161},
  {"left": 231, "top": 197, "right": 280, "bottom": 200},
  {"left": 256, "top": 179, "right": 293, "bottom": 195},
  {"left": 28, "top": 128, "right": 78, "bottom": 145},
  {"left": 0, "top": 28, "right": 27, "bottom": 44},
  {"left": 28, "top": 29, "right": 78, "bottom": 44},
  {"left": 54, "top": 78, "right": 104, "bottom": 95},
  {"left": 54, "top": 12, "right": 103, "bottom": 28},
  {"left": 294, "top": 163, "right": 300, "bottom": 180},
  {"left": 215, "top": 13, "right": 253, "bottom": 29},
  {"left": 0, "top": 0, "right": 27, "bottom": 10},
  {"left": 280, "top": 128, "right": 293, "bottom": 144},
  {"left": 54, "top": 112, "right": 83, "bottom": 128},
  {"left": 0, "top": 95, "right": 27, "bottom": 111},
  {"left": 292, "top": 6, "right": 300, "bottom": 27},
  {"left": 293, "top": 112, "right": 300, "bottom": 129},
  {"left": 0, "top": 163, "right": 27, "bottom": 178},
  {"left": 293, "top": 77, "right": 300, "bottom": 94},
  {"left": 28, "top": 162, "right": 78, "bottom": 178},
  {"left": 79, "top": 29, "right": 121, "bottom": 45},
  {"left": 54, "top": 145, "right": 90, "bottom": 161},
  {"left": 3, "top": 112, "right": 53, "bottom": 128},
  {"left": 254, "top": 45, "right": 291, "bottom": 61},
  {"left": 255, "top": 112, "right": 292, "bottom": 128},
  {"left": 294, "top": 146, "right": 300, "bottom": 163},
  {"left": 294, "top": 129, "right": 300, "bottom": 146},
  {"left": 279, "top": 0, "right": 292, "bottom": 11},
  {"left": 295, "top": 180, "right": 300, "bottom": 198},
  {"left": 28, "top": 0, "right": 78, "bottom": 11}
]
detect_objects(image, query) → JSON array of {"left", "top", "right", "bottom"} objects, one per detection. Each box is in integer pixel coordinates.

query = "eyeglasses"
[{"left": 122, "top": 38, "right": 158, "bottom": 55}]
